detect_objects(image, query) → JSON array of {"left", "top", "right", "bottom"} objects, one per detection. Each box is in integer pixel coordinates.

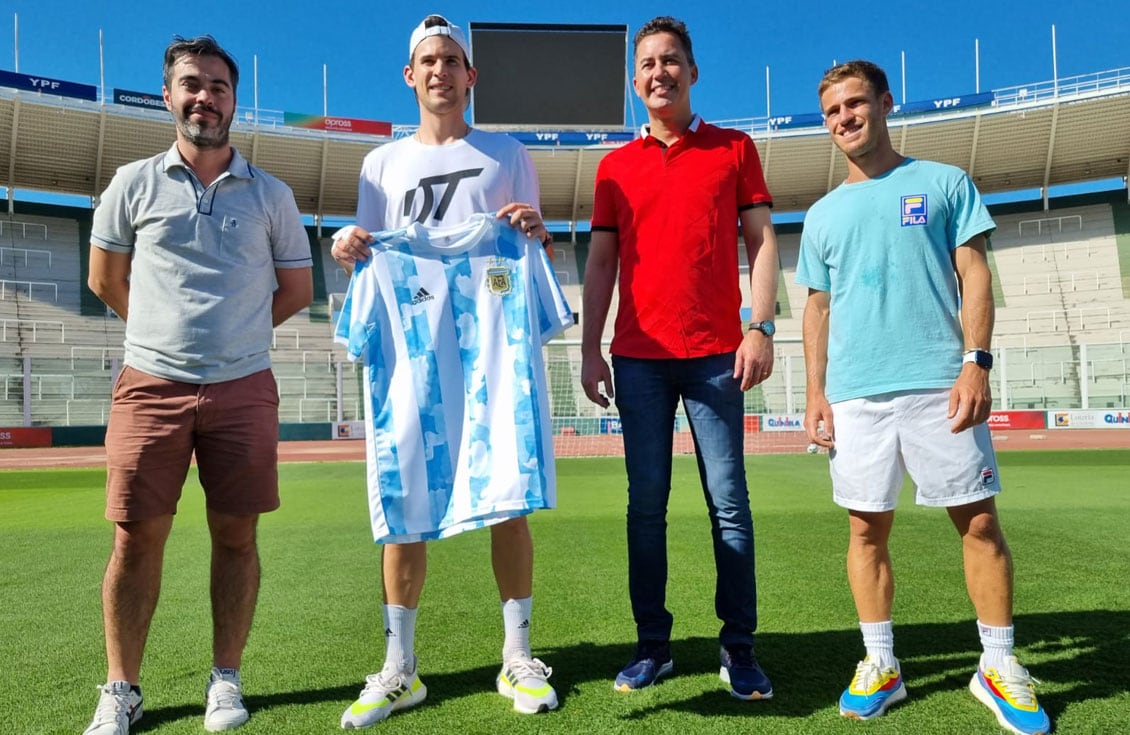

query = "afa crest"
[
  {"left": 901, "top": 194, "right": 928, "bottom": 226},
  {"left": 487, "top": 266, "right": 512, "bottom": 295}
]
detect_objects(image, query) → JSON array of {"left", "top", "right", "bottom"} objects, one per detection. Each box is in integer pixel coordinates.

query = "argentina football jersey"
[{"left": 334, "top": 213, "right": 573, "bottom": 544}]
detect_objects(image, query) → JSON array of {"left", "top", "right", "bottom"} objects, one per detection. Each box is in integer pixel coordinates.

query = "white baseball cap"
[{"left": 408, "top": 14, "right": 471, "bottom": 63}]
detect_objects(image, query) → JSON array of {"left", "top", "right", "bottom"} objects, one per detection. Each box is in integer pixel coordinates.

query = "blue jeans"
[{"left": 612, "top": 353, "right": 758, "bottom": 649}]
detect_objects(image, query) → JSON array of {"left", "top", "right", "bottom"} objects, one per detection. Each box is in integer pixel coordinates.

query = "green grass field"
[{"left": 3, "top": 450, "right": 1129, "bottom": 734}]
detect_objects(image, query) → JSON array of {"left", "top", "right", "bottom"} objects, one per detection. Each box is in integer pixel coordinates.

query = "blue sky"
[{"left": 5, "top": 0, "right": 1130, "bottom": 128}]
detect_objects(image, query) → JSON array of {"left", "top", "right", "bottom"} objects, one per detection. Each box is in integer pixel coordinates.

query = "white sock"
[
  {"left": 977, "top": 620, "right": 1014, "bottom": 670},
  {"left": 860, "top": 620, "right": 898, "bottom": 671},
  {"left": 501, "top": 597, "right": 533, "bottom": 662},
  {"left": 382, "top": 604, "right": 417, "bottom": 673}
]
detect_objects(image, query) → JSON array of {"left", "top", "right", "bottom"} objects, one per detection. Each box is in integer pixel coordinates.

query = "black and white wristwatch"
[
  {"left": 963, "top": 349, "right": 993, "bottom": 370},
  {"left": 748, "top": 321, "right": 776, "bottom": 336}
]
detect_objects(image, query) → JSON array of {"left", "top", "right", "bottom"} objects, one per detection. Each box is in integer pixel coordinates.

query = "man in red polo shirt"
[{"left": 580, "top": 15, "right": 779, "bottom": 700}]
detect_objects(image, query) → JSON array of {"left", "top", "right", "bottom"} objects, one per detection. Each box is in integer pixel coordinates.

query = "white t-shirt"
[
  {"left": 334, "top": 213, "right": 573, "bottom": 544},
  {"left": 357, "top": 128, "right": 541, "bottom": 231}
]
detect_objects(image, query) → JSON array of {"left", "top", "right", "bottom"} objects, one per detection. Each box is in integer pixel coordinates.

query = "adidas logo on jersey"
[{"left": 412, "top": 287, "right": 434, "bottom": 305}]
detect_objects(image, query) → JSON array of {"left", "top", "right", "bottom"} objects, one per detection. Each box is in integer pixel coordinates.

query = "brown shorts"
[{"left": 104, "top": 366, "right": 280, "bottom": 522}]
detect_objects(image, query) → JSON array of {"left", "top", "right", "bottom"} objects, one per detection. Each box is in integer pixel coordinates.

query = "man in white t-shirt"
[{"left": 331, "top": 14, "right": 559, "bottom": 729}]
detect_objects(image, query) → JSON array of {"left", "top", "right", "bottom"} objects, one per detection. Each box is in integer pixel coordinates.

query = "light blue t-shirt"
[
  {"left": 334, "top": 213, "right": 573, "bottom": 544},
  {"left": 796, "top": 158, "right": 995, "bottom": 403}
]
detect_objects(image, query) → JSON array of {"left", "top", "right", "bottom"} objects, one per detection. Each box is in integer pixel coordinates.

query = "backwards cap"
[{"left": 409, "top": 14, "right": 471, "bottom": 64}]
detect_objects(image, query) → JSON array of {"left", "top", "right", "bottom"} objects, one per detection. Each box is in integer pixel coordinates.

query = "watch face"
[{"left": 762, "top": 321, "right": 776, "bottom": 336}]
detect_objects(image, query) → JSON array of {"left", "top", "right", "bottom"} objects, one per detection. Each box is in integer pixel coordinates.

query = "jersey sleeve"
[
  {"left": 333, "top": 259, "right": 379, "bottom": 362},
  {"left": 527, "top": 241, "right": 573, "bottom": 344}
]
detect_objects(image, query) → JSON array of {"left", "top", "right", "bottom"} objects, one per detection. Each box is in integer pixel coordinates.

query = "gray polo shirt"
[{"left": 92, "top": 144, "right": 312, "bottom": 383}]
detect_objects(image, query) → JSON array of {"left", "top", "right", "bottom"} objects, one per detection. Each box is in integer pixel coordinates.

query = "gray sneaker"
[
  {"left": 204, "top": 668, "right": 249, "bottom": 731},
  {"left": 83, "top": 681, "right": 143, "bottom": 735}
]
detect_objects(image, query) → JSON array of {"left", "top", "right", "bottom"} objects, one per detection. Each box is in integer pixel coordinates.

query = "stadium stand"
[{"left": 2, "top": 64, "right": 1129, "bottom": 432}]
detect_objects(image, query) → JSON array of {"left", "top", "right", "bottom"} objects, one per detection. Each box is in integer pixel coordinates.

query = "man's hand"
[
  {"left": 581, "top": 351, "right": 614, "bottom": 408},
  {"left": 331, "top": 225, "right": 375, "bottom": 274},
  {"left": 804, "top": 395, "right": 835, "bottom": 449},
  {"left": 948, "top": 363, "right": 993, "bottom": 433},
  {"left": 733, "top": 330, "right": 774, "bottom": 391}
]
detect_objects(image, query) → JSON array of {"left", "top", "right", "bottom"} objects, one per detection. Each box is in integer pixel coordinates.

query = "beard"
[{"left": 174, "top": 104, "right": 232, "bottom": 149}]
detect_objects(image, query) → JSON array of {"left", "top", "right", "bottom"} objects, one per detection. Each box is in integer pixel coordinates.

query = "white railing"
[
  {"left": 1, "top": 319, "right": 65, "bottom": 343},
  {"left": 276, "top": 376, "right": 308, "bottom": 398},
  {"left": 0, "top": 220, "right": 48, "bottom": 240},
  {"left": 0, "top": 245, "right": 52, "bottom": 266},
  {"left": 1025, "top": 307, "right": 1112, "bottom": 332},
  {"left": 272, "top": 328, "right": 301, "bottom": 349},
  {"left": 0, "top": 280, "right": 58, "bottom": 302},
  {"left": 65, "top": 399, "right": 109, "bottom": 425},
  {"left": 301, "top": 351, "right": 335, "bottom": 371},
  {"left": 298, "top": 398, "right": 336, "bottom": 422},
  {"left": 1018, "top": 214, "right": 1083, "bottom": 237},
  {"left": 69, "top": 346, "right": 122, "bottom": 369}
]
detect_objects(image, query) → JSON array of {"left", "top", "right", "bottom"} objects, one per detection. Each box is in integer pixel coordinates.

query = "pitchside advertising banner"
[
  {"left": 761, "top": 414, "right": 806, "bottom": 432},
  {"left": 0, "top": 427, "right": 53, "bottom": 448},
  {"left": 986, "top": 410, "right": 1046, "bottom": 430},
  {"left": 1048, "top": 410, "right": 1130, "bottom": 429},
  {"left": 283, "top": 113, "right": 392, "bottom": 136},
  {"left": 333, "top": 421, "right": 365, "bottom": 440},
  {"left": 0, "top": 69, "right": 96, "bottom": 100}
]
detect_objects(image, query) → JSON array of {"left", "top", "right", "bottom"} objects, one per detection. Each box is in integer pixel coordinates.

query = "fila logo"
[
  {"left": 411, "top": 288, "right": 434, "bottom": 305},
  {"left": 901, "top": 194, "right": 928, "bottom": 226},
  {"left": 403, "top": 168, "right": 484, "bottom": 224}
]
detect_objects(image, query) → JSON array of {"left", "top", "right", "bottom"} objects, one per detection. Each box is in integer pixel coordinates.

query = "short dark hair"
[
  {"left": 818, "top": 60, "right": 889, "bottom": 99},
  {"left": 163, "top": 35, "right": 239, "bottom": 91},
  {"left": 634, "top": 16, "right": 695, "bottom": 66}
]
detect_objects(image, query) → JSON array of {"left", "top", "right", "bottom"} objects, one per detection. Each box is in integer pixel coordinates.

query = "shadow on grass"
[
  {"left": 139, "top": 609, "right": 1128, "bottom": 728},
  {"left": 611, "top": 609, "right": 1130, "bottom": 721}
]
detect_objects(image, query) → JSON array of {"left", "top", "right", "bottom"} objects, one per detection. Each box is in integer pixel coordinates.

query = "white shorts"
[{"left": 828, "top": 389, "right": 1001, "bottom": 512}]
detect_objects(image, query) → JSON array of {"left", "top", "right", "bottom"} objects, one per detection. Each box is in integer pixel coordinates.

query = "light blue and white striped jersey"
[{"left": 334, "top": 213, "right": 573, "bottom": 544}]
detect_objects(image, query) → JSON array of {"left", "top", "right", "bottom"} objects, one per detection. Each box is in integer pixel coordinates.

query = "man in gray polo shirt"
[{"left": 83, "top": 35, "right": 312, "bottom": 735}]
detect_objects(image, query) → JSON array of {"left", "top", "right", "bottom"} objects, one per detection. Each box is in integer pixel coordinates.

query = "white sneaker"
[
  {"left": 340, "top": 661, "right": 427, "bottom": 729},
  {"left": 204, "top": 667, "right": 249, "bottom": 731},
  {"left": 83, "top": 681, "right": 143, "bottom": 735},
  {"left": 496, "top": 655, "right": 558, "bottom": 714}
]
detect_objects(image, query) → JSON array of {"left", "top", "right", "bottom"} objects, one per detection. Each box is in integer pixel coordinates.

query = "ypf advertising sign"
[{"left": 0, "top": 69, "right": 96, "bottom": 101}]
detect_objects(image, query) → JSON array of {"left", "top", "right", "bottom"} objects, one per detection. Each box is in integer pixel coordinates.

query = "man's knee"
[{"left": 208, "top": 513, "right": 260, "bottom": 554}]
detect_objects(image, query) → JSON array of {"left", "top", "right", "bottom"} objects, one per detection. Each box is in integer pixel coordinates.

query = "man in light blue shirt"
[{"left": 797, "top": 60, "right": 1050, "bottom": 735}]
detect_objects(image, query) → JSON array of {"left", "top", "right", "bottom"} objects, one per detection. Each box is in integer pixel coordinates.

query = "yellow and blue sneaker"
[
  {"left": 340, "top": 660, "right": 427, "bottom": 729},
  {"left": 969, "top": 655, "right": 1051, "bottom": 735},
  {"left": 496, "top": 655, "right": 558, "bottom": 714},
  {"left": 838, "top": 657, "right": 907, "bottom": 720}
]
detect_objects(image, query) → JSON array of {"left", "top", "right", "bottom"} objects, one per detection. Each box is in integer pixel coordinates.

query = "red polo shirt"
[{"left": 591, "top": 116, "right": 772, "bottom": 359}]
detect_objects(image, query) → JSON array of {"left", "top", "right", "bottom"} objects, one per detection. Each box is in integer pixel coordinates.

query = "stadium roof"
[{"left": 2, "top": 67, "right": 1129, "bottom": 228}]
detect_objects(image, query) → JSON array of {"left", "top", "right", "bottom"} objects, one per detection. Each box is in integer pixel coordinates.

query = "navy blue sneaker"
[
  {"left": 720, "top": 645, "right": 773, "bottom": 700},
  {"left": 614, "top": 642, "right": 673, "bottom": 692}
]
